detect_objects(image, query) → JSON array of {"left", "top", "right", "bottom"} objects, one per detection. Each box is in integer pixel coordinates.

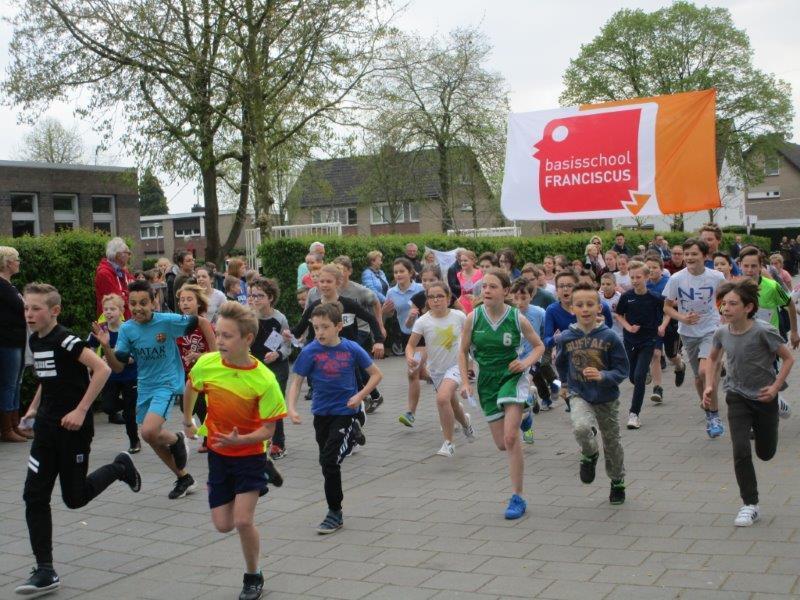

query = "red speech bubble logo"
[{"left": 533, "top": 109, "right": 641, "bottom": 213}]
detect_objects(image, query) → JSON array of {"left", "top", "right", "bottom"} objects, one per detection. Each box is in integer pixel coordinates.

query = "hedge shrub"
[{"left": 258, "top": 230, "right": 770, "bottom": 323}]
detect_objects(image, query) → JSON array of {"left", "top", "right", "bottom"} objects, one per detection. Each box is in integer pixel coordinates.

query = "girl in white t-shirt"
[{"left": 406, "top": 282, "right": 475, "bottom": 457}]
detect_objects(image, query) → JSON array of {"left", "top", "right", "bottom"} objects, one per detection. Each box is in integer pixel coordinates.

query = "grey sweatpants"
[{"left": 570, "top": 396, "right": 625, "bottom": 481}]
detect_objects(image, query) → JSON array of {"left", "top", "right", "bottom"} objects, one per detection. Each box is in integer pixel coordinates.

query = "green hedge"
[{"left": 258, "top": 230, "right": 770, "bottom": 322}]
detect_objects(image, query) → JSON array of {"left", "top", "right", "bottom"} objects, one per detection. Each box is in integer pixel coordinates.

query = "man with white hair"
[
  {"left": 94, "top": 237, "right": 135, "bottom": 318},
  {"left": 297, "top": 241, "right": 326, "bottom": 287}
]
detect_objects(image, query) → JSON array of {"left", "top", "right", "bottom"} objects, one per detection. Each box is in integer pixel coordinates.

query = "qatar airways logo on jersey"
[{"left": 134, "top": 346, "right": 167, "bottom": 360}]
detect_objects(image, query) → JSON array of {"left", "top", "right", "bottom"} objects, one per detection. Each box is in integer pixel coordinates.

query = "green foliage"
[
  {"left": 138, "top": 167, "right": 168, "bottom": 216},
  {"left": 142, "top": 257, "right": 158, "bottom": 270},
  {"left": 0, "top": 230, "right": 116, "bottom": 337},
  {"left": 259, "top": 230, "right": 770, "bottom": 322}
]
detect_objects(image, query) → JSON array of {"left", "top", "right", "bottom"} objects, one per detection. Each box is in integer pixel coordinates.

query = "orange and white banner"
[{"left": 501, "top": 89, "right": 720, "bottom": 220}]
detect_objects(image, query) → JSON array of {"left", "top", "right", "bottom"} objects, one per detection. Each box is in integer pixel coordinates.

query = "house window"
[
  {"left": 311, "top": 207, "right": 357, "bottom": 225},
  {"left": 52, "top": 193, "right": 79, "bottom": 231},
  {"left": 371, "top": 203, "right": 404, "bottom": 225},
  {"left": 91, "top": 195, "right": 115, "bottom": 234},
  {"left": 764, "top": 156, "right": 780, "bottom": 177},
  {"left": 460, "top": 201, "right": 474, "bottom": 212},
  {"left": 408, "top": 202, "right": 420, "bottom": 223},
  {"left": 140, "top": 223, "right": 164, "bottom": 239},
  {"left": 173, "top": 217, "right": 201, "bottom": 237},
  {"left": 11, "top": 192, "right": 39, "bottom": 237}
]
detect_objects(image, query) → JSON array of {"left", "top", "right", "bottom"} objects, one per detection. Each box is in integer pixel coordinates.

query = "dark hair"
[
  {"left": 332, "top": 255, "right": 353, "bottom": 271},
  {"left": 482, "top": 267, "right": 511, "bottom": 289},
  {"left": 572, "top": 281, "right": 598, "bottom": 295},
  {"left": 716, "top": 279, "right": 759, "bottom": 318},
  {"left": 128, "top": 279, "right": 156, "bottom": 300},
  {"left": 579, "top": 269, "right": 597, "bottom": 282},
  {"left": 224, "top": 275, "right": 241, "bottom": 294},
  {"left": 555, "top": 270, "right": 579, "bottom": 285},
  {"left": 311, "top": 301, "right": 343, "bottom": 325},
  {"left": 426, "top": 281, "right": 451, "bottom": 297},
  {"left": 204, "top": 261, "right": 217, "bottom": 273},
  {"left": 420, "top": 264, "right": 442, "bottom": 280},
  {"left": 477, "top": 251, "right": 499, "bottom": 266},
  {"left": 393, "top": 257, "right": 416, "bottom": 277},
  {"left": 498, "top": 248, "right": 517, "bottom": 268},
  {"left": 644, "top": 253, "right": 663, "bottom": 267},
  {"left": 614, "top": 232, "right": 625, "bottom": 239},
  {"left": 682, "top": 237, "right": 709, "bottom": 256},
  {"left": 699, "top": 223, "right": 722, "bottom": 241},
  {"left": 510, "top": 278, "right": 533, "bottom": 295},
  {"left": 174, "top": 250, "right": 193, "bottom": 265},
  {"left": 250, "top": 277, "right": 280, "bottom": 303},
  {"left": 712, "top": 252, "right": 732, "bottom": 266},
  {"left": 738, "top": 245, "right": 763, "bottom": 265}
]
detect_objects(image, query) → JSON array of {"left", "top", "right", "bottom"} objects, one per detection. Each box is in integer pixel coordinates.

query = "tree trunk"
[
  {"left": 437, "top": 142, "right": 454, "bottom": 231},
  {"left": 201, "top": 150, "right": 221, "bottom": 265},
  {"left": 223, "top": 104, "right": 253, "bottom": 257}
]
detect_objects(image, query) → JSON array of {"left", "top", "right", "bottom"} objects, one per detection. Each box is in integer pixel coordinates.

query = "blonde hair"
[
  {"left": 24, "top": 282, "right": 61, "bottom": 308},
  {"left": 366, "top": 250, "right": 383, "bottom": 264},
  {"left": 319, "top": 263, "right": 344, "bottom": 283},
  {"left": 178, "top": 283, "right": 209, "bottom": 315},
  {"left": 0, "top": 246, "right": 20, "bottom": 271},
  {"left": 627, "top": 260, "right": 647, "bottom": 273},
  {"left": 102, "top": 293, "right": 125, "bottom": 310},
  {"left": 217, "top": 301, "right": 258, "bottom": 337}
]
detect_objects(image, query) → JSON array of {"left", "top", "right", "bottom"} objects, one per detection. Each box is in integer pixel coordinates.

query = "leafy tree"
[
  {"left": 138, "top": 168, "right": 168, "bottom": 216},
  {"left": 18, "top": 117, "right": 83, "bottom": 163},
  {"left": 560, "top": 1, "right": 793, "bottom": 188}
]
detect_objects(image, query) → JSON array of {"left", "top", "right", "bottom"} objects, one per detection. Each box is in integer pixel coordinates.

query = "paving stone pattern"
[{"left": 2, "top": 356, "right": 800, "bottom": 599}]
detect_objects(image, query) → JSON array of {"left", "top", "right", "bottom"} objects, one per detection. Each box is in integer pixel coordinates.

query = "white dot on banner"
[{"left": 552, "top": 125, "right": 569, "bottom": 142}]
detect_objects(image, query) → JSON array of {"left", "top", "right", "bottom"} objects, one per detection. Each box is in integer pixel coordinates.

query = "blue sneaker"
[
  {"left": 540, "top": 398, "right": 552, "bottom": 411},
  {"left": 504, "top": 494, "right": 527, "bottom": 520},
  {"left": 550, "top": 379, "right": 561, "bottom": 396},
  {"left": 520, "top": 409, "right": 533, "bottom": 432},
  {"left": 707, "top": 416, "right": 724, "bottom": 438}
]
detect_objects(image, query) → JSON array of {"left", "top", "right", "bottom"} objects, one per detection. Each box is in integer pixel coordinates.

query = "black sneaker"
[
  {"left": 660, "top": 355, "right": 667, "bottom": 370},
  {"left": 610, "top": 479, "right": 626, "bottom": 505},
  {"left": 365, "top": 394, "right": 383, "bottom": 414},
  {"left": 650, "top": 385, "right": 663, "bottom": 404},
  {"left": 239, "top": 572, "right": 264, "bottom": 600},
  {"left": 114, "top": 452, "right": 141, "bottom": 493},
  {"left": 168, "top": 474, "right": 196, "bottom": 499},
  {"left": 108, "top": 411, "right": 126, "bottom": 424},
  {"left": 579, "top": 452, "right": 599, "bottom": 484},
  {"left": 564, "top": 397, "right": 571, "bottom": 413},
  {"left": 674, "top": 364, "right": 686, "bottom": 387},
  {"left": 265, "top": 458, "right": 283, "bottom": 488},
  {"left": 169, "top": 431, "right": 189, "bottom": 472},
  {"left": 128, "top": 442, "right": 141, "bottom": 454},
  {"left": 15, "top": 566, "right": 60, "bottom": 596},
  {"left": 352, "top": 419, "right": 366, "bottom": 446},
  {"left": 317, "top": 510, "right": 343, "bottom": 534}
]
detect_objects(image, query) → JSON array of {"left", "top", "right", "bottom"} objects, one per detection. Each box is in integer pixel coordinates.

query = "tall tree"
[
  {"left": 138, "top": 168, "right": 168, "bottom": 216},
  {"left": 560, "top": 2, "right": 793, "bottom": 187},
  {"left": 18, "top": 117, "right": 83, "bottom": 163},
  {"left": 364, "top": 27, "right": 509, "bottom": 231}
]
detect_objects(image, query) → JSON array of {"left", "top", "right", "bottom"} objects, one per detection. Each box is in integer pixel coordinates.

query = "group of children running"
[{"left": 10, "top": 231, "right": 799, "bottom": 599}]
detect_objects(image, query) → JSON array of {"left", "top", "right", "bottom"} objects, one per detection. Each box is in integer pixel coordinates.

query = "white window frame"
[
  {"left": 765, "top": 157, "right": 780, "bottom": 177},
  {"left": 140, "top": 223, "right": 164, "bottom": 239},
  {"left": 311, "top": 206, "right": 357, "bottom": 226},
  {"left": 52, "top": 193, "right": 79, "bottom": 231},
  {"left": 11, "top": 192, "right": 40, "bottom": 237},
  {"left": 91, "top": 195, "right": 116, "bottom": 235},
  {"left": 460, "top": 201, "right": 474, "bottom": 212},
  {"left": 371, "top": 202, "right": 404, "bottom": 225},
  {"left": 408, "top": 201, "right": 420, "bottom": 223}
]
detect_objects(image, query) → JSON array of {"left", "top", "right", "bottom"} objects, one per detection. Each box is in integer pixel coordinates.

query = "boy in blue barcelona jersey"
[{"left": 95, "top": 280, "right": 215, "bottom": 499}]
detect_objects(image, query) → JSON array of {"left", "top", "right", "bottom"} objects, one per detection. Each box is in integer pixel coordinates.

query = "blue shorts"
[
  {"left": 136, "top": 388, "right": 180, "bottom": 424},
  {"left": 207, "top": 450, "right": 268, "bottom": 509}
]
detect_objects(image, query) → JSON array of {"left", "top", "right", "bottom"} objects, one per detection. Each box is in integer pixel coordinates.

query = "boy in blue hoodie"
[{"left": 556, "top": 281, "right": 630, "bottom": 505}]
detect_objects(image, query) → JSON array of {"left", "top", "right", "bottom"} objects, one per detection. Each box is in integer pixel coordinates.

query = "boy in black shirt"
[{"left": 16, "top": 283, "right": 141, "bottom": 597}]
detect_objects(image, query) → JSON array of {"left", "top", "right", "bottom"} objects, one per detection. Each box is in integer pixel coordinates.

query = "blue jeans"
[
  {"left": 624, "top": 339, "right": 655, "bottom": 416},
  {"left": 0, "top": 346, "right": 24, "bottom": 412}
]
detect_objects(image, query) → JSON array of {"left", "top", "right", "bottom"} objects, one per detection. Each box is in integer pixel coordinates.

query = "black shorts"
[{"left": 207, "top": 450, "right": 268, "bottom": 509}]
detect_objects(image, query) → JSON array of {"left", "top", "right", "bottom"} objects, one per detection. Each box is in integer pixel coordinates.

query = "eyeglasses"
[
  {"left": 248, "top": 293, "right": 267, "bottom": 299},
  {"left": 426, "top": 294, "right": 446, "bottom": 300}
]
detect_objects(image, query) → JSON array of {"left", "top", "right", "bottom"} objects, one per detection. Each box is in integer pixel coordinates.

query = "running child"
[
  {"left": 645, "top": 254, "right": 670, "bottom": 402},
  {"left": 555, "top": 281, "right": 629, "bottom": 504},
  {"left": 406, "top": 281, "right": 474, "bottom": 458},
  {"left": 614, "top": 253, "right": 632, "bottom": 292},
  {"left": 16, "top": 284, "right": 140, "bottom": 597},
  {"left": 183, "top": 301, "right": 287, "bottom": 600},
  {"left": 599, "top": 273, "right": 622, "bottom": 339},
  {"left": 459, "top": 268, "right": 544, "bottom": 519},
  {"left": 287, "top": 303, "right": 383, "bottom": 533},
  {"left": 98, "top": 279, "right": 214, "bottom": 498},
  {"left": 248, "top": 277, "right": 291, "bottom": 459},
  {"left": 87, "top": 293, "right": 140, "bottom": 453},
  {"left": 704, "top": 280, "right": 794, "bottom": 526}
]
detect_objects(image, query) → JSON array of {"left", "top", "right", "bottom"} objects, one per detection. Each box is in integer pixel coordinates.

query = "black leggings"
[
  {"left": 313, "top": 412, "right": 364, "bottom": 511},
  {"left": 101, "top": 379, "right": 139, "bottom": 447},
  {"left": 23, "top": 420, "right": 121, "bottom": 564},
  {"left": 726, "top": 391, "right": 779, "bottom": 505}
]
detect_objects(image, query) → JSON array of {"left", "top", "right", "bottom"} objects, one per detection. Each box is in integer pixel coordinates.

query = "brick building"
[
  {"left": 0, "top": 160, "right": 139, "bottom": 243},
  {"left": 746, "top": 142, "right": 800, "bottom": 232}
]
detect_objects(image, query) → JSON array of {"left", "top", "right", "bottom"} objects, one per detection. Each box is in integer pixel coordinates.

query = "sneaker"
[
  {"left": 269, "top": 443, "right": 285, "bottom": 460},
  {"left": 550, "top": 379, "right": 561, "bottom": 396},
  {"left": 15, "top": 566, "right": 60, "bottom": 597},
  {"left": 462, "top": 413, "right": 476, "bottom": 443},
  {"left": 114, "top": 452, "right": 141, "bottom": 493},
  {"left": 128, "top": 442, "right": 141, "bottom": 454},
  {"left": 540, "top": 398, "right": 552, "bottom": 411},
  {"left": 529, "top": 392, "right": 540, "bottom": 415},
  {"left": 650, "top": 385, "right": 663, "bottom": 404},
  {"left": 674, "top": 363, "right": 686, "bottom": 387},
  {"left": 351, "top": 419, "right": 366, "bottom": 446},
  {"left": 239, "top": 572, "right": 264, "bottom": 600},
  {"left": 398, "top": 412, "right": 415, "bottom": 427},
  {"left": 304, "top": 388, "right": 312, "bottom": 401},
  {"left": 564, "top": 397, "right": 571, "bottom": 413},
  {"left": 365, "top": 394, "right": 383, "bottom": 414},
  {"left": 317, "top": 509, "right": 343, "bottom": 534},
  {"left": 522, "top": 428, "right": 535, "bottom": 445},
  {"left": 169, "top": 431, "right": 189, "bottom": 472},
  {"left": 609, "top": 479, "right": 626, "bottom": 505},
  {"left": 436, "top": 440, "right": 455, "bottom": 457},
  {"left": 734, "top": 504, "right": 760, "bottom": 527},
  {"left": 579, "top": 452, "right": 599, "bottom": 484},
  {"left": 626, "top": 413, "right": 641, "bottom": 430},
  {"left": 520, "top": 409, "right": 533, "bottom": 433},
  {"left": 504, "top": 494, "right": 527, "bottom": 519},
  {"left": 168, "top": 474, "right": 196, "bottom": 499},
  {"left": 707, "top": 415, "right": 725, "bottom": 439},
  {"left": 778, "top": 395, "right": 791, "bottom": 419},
  {"left": 265, "top": 458, "right": 283, "bottom": 488}
]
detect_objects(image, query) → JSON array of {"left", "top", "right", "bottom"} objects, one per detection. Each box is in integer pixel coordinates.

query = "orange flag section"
[{"left": 581, "top": 89, "right": 720, "bottom": 216}]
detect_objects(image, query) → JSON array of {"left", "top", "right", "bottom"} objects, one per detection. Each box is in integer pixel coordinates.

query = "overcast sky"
[{"left": 1, "top": 0, "right": 798, "bottom": 212}]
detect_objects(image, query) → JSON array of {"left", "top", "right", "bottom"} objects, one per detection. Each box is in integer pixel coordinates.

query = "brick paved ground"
[{"left": 2, "top": 355, "right": 800, "bottom": 599}]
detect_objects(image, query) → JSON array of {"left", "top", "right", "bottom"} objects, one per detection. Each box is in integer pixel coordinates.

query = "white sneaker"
[
  {"left": 350, "top": 443, "right": 361, "bottom": 455},
  {"left": 462, "top": 413, "right": 475, "bottom": 443},
  {"left": 734, "top": 504, "right": 760, "bottom": 527},
  {"left": 626, "top": 413, "right": 640, "bottom": 430},
  {"left": 778, "top": 394, "right": 791, "bottom": 419},
  {"left": 437, "top": 441, "right": 455, "bottom": 457}
]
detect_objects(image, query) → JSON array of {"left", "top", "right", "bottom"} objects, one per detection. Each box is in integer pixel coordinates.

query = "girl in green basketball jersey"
[{"left": 459, "top": 268, "right": 544, "bottom": 519}]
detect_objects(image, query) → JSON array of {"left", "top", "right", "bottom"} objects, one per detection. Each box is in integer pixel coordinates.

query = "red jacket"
[{"left": 94, "top": 258, "right": 135, "bottom": 318}]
